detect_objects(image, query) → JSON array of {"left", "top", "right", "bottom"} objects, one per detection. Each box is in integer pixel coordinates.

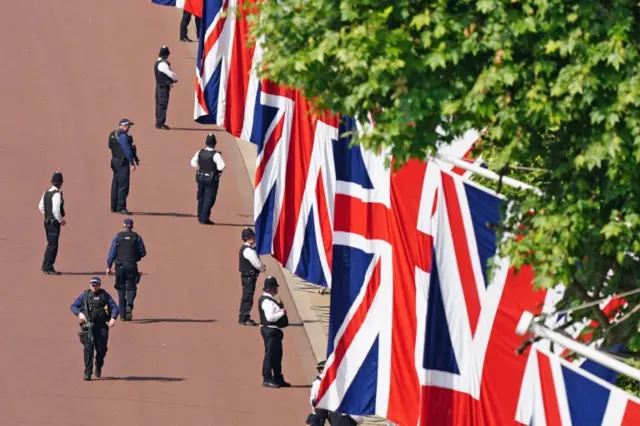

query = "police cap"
[
  {"left": 316, "top": 360, "right": 326, "bottom": 372},
  {"left": 124, "top": 218, "right": 134, "bottom": 228},
  {"left": 119, "top": 118, "right": 135, "bottom": 126},
  {"left": 241, "top": 227, "right": 255, "bottom": 241},
  {"left": 263, "top": 276, "right": 279, "bottom": 291},
  {"left": 51, "top": 171, "right": 63, "bottom": 185},
  {"left": 205, "top": 133, "right": 217, "bottom": 147},
  {"left": 90, "top": 277, "right": 101, "bottom": 286}
]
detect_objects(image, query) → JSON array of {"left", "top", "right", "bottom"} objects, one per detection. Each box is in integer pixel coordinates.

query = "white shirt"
[
  {"left": 260, "top": 293, "right": 285, "bottom": 327},
  {"left": 38, "top": 186, "right": 63, "bottom": 222},
  {"left": 190, "top": 147, "right": 226, "bottom": 171},
  {"left": 309, "top": 374, "right": 364, "bottom": 423},
  {"left": 156, "top": 59, "right": 178, "bottom": 81},
  {"left": 242, "top": 243, "right": 266, "bottom": 271}
]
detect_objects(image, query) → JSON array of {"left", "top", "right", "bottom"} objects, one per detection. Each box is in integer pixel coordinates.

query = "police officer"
[
  {"left": 307, "top": 360, "right": 364, "bottom": 425},
  {"left": 179, "top": 10, "right": 201, "bottom": 42},
  {"left": 108, "top": 118, "right": 138, "bottom": 215},
  {"left": 190, "top": 133, "right": 225, "bottom": 224},
  {"left": 106, "top": 218, "right": 147, "bottom": 321},
  {"left": 38, "top": 171, "right": 66, "bottom": 275},
  {"left": 258, "top": 276, "right": 291, "bottom": 388},
  {"left": 238, "top": 227, "right": 266, "bottom": 326},
  {"left": 70, "top": 277, "right": 119, "bottom": 381},
  {"left": 154, "top": 45, "right": 178, "bottom": 130}
]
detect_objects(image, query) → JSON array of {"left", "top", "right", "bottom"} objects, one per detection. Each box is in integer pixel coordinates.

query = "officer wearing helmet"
[
  {"left": 190, "top": 133, "right": 226, "bottom": 225},
  {"left": 154, "top": 45, "right": 178, "bottom": 130},
  {"left": 307, "top": 360, "right": 364, "bottom": 425},
  {"left": 38, "top": 171, "right": 66, "bottom": 275},
  {"left": 70, "top": 277, "right": 119, "bottom": 381},
  {"left": 238, "top": 227, "right": 266, "bottom": 326},
  {"left": 106, "top": 218, "right": 147, "bottom": 321},
  {"left": 258, "top": 276, "right": 291, "bottom": 388},
  {"left": 108, "top": 118, "right": 138, "bottom": 215}
]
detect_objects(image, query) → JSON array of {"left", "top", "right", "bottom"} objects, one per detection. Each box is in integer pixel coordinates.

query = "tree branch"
[{"left": 570, "top": 278, "right": 611, "bottom": 330}]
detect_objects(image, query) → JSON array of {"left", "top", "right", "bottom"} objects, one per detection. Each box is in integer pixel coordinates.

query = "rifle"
[{"left": 78, "top": 290, "right": 94, "bottom": 346}]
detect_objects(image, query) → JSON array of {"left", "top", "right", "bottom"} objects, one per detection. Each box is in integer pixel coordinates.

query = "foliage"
[{"left": 247, "top": 0, "right": 640, "bottom": 350}]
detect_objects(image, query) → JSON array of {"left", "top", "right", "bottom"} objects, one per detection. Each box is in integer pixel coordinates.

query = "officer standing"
[
  {"left": 70, "top": 277, "right": 119, "bottom": 381},
  {"left": 108, "top": 118, "right": 138, "bottom": 215},
  {"left": 307, "top": 360, "right": 364, "bottom": 425},
  {"left": 154, "top": 45, "right": 178, "bottom": 130},
  {"left": 190, "top": 133, "right": 225, "bottom": 225},
  {"left": 258, "top": 276, "right": 291, "bottom": 388},
  {"left": 238, "top": 227, "right": 266, "bottom": 326},
  {"left": 106, "top": 218, "right": 147, "bottom": 321},
  {"left": 38, "top": 171, "right": 66, "bottom": 275},
  {"left": 179, "top": 10, "right": 201, "bottom": 42}
]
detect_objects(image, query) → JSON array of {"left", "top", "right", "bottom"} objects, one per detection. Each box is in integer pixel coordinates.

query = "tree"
[{"left": 247, "top": 0, "right": 640, "bottom": 354}]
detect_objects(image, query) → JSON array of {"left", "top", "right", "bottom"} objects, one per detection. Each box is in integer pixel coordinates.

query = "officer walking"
[
  {"left": 154, "top": 45, "right": 178, "bottom": 130},
  {"left": 106, "top": 218, "right": 147, "bottom": 321},
  {"left": 108, "top": 118, "right": 138, "bottom": 215},
  {"left": 258, "top": 276, "right": 291, "bottom": 388},
  {"left": 38, "top": 171, "right": 66, "bottom": 275},
  {"left": 70, "top": 277, "right": 119, "bottom": 381},
  {"left": 190, "top": 133, "right": 225, "bottom": 224},
  {"left": 307, "top": 360, "right": 364, "bottom": 425},
  {"left": 238, "top": 227, "right": 266, "bottom": 326},
  {"left": 179, "top": 10, "right": 201, "bottom": 42}
]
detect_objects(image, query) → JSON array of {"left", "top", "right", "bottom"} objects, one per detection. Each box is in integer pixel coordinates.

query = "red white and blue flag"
[
  {"left": 193, "top": 1, "right": 640, "bottom": 424},
  {"left": 151, "top": 0, "right": 203, "bottom": 17}
]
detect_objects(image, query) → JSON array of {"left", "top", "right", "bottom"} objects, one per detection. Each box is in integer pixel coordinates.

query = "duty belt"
[{"left": 241, "top": 270, "right": 259, "bottom": 277}]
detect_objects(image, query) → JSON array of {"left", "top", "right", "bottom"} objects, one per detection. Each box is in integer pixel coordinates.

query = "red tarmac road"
[{"left": 0, "top": 2, "right": 316, "bottom": 425}]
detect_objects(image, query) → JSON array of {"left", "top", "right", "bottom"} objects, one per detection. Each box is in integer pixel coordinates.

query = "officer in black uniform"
[
  {"left": 258, "top": 276, "right": 291, "bottom": 388},
  {"left": 238, "top": 227, "right": 266, "bottom": 326},
  {"left": 154, "top": 45, "right": 178, "bottom": 130},
  {"left": 70, "top": 277, "right": 119, "bottom": 381},
  {"left": 307, "top": 360, "right": 364, "bottom": 425},
  {"left": 108, "top": 118, "right": 138, "bottom": 215},
  {"left": 190, "top": 133, "right": 226, "bottom": 224},
  {"left": 106, "top": 218, "right": 147, "bottom": 321},
  {"left": 179, "top": 9, "right": 201, "bottom": 42},
  {"left": 38, "top": 171, "right": 66, "bottom": 275}
]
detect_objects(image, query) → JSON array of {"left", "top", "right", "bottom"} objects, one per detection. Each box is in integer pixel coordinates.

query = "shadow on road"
[
  {"left": 100, "top": 376, "right": 185, "bottom": 382},
  {"left": 60, "top": 271, "right": 105, "bottom": 276},
  {"left": 132, "top": 318, "right": 217, "bottom": 324}
]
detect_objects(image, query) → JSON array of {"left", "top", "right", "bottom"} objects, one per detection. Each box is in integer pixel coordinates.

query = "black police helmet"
[
  {"left": 51, "top": 171, "right": 64, "bottom": 185},
  {"left": 316, "top": 360, "right": 326, "bottom": 372},
  {"left": 159, "top": 45, "right": 170, "bottom": 57},
  {"left": 205, "top": 133, "right": 217, "bottom": 148},
  {"left": 241, "top": 227, "right": 255, "bottom": 241},
  {"left": 263, "top": 276, "right": 279, "bottom": 291}
]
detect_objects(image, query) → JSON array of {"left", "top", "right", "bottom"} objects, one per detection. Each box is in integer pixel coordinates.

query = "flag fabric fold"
[{"left": 151, "top": 0, "right": 203, "bottom": 18}]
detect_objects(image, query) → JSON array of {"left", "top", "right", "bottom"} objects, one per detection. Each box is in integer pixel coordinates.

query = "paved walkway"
[{"left": 0, "top": 2, "right": 316, "bottom": 425}]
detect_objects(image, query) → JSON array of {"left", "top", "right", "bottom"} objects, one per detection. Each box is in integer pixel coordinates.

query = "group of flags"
[{"left": 151, "top": 0, "right": 640, "bottom": 424}]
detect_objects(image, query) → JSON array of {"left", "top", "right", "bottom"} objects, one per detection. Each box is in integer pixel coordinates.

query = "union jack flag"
[
  {"left": 151, "top": 0, "right": 203, "bottom": 17},
  {"left": 192, "top": 1, "right": 640, "bottom": 424}
]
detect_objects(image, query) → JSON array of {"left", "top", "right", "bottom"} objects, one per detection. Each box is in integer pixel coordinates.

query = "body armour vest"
[
  {"left": 115, "top": 231, "right": 140, "bottom": 263},
  {"left": 258, "top": 295, "right": 289, "bottom": 328},
  {"left": 197, "top": 149, "right": 219, "bottom": 174},
  {"left": 108, "top": 130, "right": 125, "bottom": 158},
  {"left": 43, "top": 189, "right": 65, "bottom": 221},
  {"left": 154, "top": 59, "right": 174, "bottom": 85},
  {"left": 239, "top": 245, "right": 260, "bottom": 274},
  {"left": 85, "top": 290, "right": 110, "bottom": 323}
]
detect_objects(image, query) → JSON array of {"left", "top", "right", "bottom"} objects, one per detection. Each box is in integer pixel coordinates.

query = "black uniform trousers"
[
  {"left": 42, "top": 220, "right": 61, "bottom": 271},
  {"left": 261, "top": 326, "right": 284, "bottom": 381},
  {"left": 155, "top": 84, "right": 171, "bottom": 127},
  {"left": 110, "top": 157, "right": 131, "bottom": 212},
  {"left": 307, "top": 410, "right": 359, "bottom": 426},
  {"left": 180, "top": 10, "right": 202, "bottom": 39},
  {"left": 239, "top": 273, "right": 257, "bottom": 322},
  {"left": 196, "top": 178, "right": 219, "bottom": 223},
  {"left": 83, "top": 323, "right": 109, "bottom": 376},
  {"left": 115, "top": 261, "right": 139, "bottom": 316}
]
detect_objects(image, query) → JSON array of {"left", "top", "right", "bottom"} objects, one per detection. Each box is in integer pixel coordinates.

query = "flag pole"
[
  {"left": 434, "top": 154, "right": 543, "bottom": 195},
  {"left": 516, "top": 311, "right": 640, "bottom": 383}
]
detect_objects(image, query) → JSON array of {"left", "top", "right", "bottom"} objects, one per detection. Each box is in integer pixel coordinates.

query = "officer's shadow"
[
  {"left": 131, "top": 318, "right": 217, "bottom": 324},
  {"left": 99, "top": 376, "right": 184, "bottom": 382}
]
